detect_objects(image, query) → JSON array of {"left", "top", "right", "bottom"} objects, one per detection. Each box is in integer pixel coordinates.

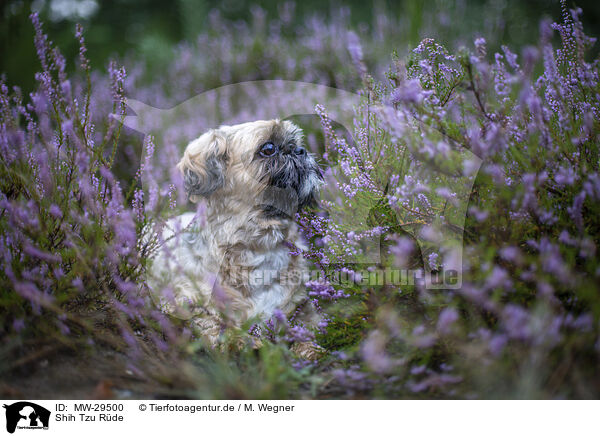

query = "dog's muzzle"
[{"left": 262, "top": 148, "right": 322, "bottom": 218}]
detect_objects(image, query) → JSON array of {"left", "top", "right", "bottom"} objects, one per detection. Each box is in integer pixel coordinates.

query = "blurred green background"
[{"left": 1, "top": 0, "right": 599, "bottom": 95}]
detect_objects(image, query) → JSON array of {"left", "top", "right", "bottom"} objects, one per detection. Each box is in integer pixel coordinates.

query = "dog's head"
[{"left": 177, "top": 119, "right": 322, "bottom": 218}]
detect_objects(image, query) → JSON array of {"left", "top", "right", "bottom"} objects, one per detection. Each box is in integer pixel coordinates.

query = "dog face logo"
[{"left": 3, "top": 402, "right": 50, "bottom": 434}]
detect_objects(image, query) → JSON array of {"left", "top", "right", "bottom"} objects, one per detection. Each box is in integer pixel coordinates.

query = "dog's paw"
[
  {"left": 290, "top": 341, "right": 325, "bottom": 360},
  {"left": 219, "top": 334, "right": 263, "bottom": 353},
  {"left": 245, "top": 335, "right": 263, "bottom": 350}
]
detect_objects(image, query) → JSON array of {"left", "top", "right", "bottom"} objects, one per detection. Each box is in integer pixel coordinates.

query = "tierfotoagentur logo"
[{"left": 2, "top": 402, "right": 50, "bottom": 434}]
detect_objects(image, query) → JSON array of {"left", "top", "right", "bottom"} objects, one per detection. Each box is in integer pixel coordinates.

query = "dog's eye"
[{"left": 259, "top": 142, "right": 278, "bottom": 157}]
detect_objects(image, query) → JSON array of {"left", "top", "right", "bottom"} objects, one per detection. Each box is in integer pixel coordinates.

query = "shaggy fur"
[{"left": 149, "top": 120, "right": 322, "bottom": 354}]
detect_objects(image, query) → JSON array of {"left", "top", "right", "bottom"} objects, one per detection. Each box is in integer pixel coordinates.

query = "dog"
[{"left": 148, "top": 119, "right": 323, "bottom": 357}]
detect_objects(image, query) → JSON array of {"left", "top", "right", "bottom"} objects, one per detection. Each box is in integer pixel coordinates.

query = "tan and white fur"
[{"left": 149, "top": 120, "right": 322, "bottom": 356}]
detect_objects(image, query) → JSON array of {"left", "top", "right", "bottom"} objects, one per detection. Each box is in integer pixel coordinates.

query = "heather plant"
[
  {"left": 309, "top": 5, "right": 600, "bottom": 398},
  {"left": 0, "top": 14, "right": 187, "bottom": 377},
  {"left": 114, "top": 3, "right": 508, "bottom": 109},
  {"left": 1, "top": 3, "right": 599, "bottom": 400}
]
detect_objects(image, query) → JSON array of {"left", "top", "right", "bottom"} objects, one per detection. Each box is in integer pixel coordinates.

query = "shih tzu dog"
[{"left": 149, "top": 119, "right": 323, "bottom": 357}]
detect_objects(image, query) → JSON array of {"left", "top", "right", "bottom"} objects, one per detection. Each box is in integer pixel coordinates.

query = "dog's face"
[{"left": 178, "top": 119, "right": 322, "bottom": 218}]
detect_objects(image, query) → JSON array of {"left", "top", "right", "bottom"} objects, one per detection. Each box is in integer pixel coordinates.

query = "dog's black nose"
[{"left": 294, "top": 146, "right": 306, "bottom": 156}]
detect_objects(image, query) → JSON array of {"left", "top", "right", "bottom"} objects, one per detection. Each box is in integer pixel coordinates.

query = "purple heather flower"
[
  {"left": 468, "top": 206, "right": 489, "bottom": 222},
  {"left": 567, "top": 191, "right": 586, "bottom": 233},
  {"left": 75, "top": 23, "right": 90, "bottom": 71},
  {"left": 488, "top": 334, "right": 508, "bottom": 356},
  {"left": 390, "top": 79, "right": 426, "bottom": 104},
  {"left": 485, "top": 266, "right": 511, "bottom": 290},
  {"left": 474, "top": 37, "right": 487, "bottom": 58},
  {"left": 361, "top": 330, "right": 394, "bottom": 373},
  {"left": 437, "top": 307, "right": 459, "bottom": 334},
  {"left": 502, "top": 45, "right": 520, "bottom": 70},
  {"left": 272, "top": 309, "right": 287, "bottom": 325},
  {"left": 390, "top": 236, "right": 415, "bottom": 268},
  {"left": 30, "top": 13, "right": 49, "bottom": 71},
  {"left": 286, "top": 325, "right": 314, "bottom": 343},
  {"left": 48, "top": 204, "right": 62, "bottom": 218},
  {"left": 494, "top": 53, "right": 510, "bottom": 96},
  {"left": 428, "top": 252, "right": 439, "bottom": 270},
  {"left": 554, "top": 164, "right": 577, "bottom": 186},
  {"left": 72, "top": 277, "right": 84, "bottom": 292},
  {"left": 108, "top": 60, "right": 127, "bottom": 96},
  {"left": 12, "top": 318, "right": 26, "bottom": 332},
  {"left": 499, "top": 246, "right": 521, "bottom": 263},
  {"left": 412, "top": 325, "right": 436, "bottom": 348},
  {"left": 502, "top": 304, "right": 531, "bottom": 341},
  {"left": 305, "top": 279, "right": 345, "bottom": 299},
  {"left": 132, "top": 189, "right": 144, "bottom": 222},
  {"left": 347, "top": 31, "right": 366, "bottom": 78},
  {"left": 410, "top": 365, "right": 427, "bottom": 375},
  {"left": 23, "top": 243, "right": 61, "bottom": 263}
]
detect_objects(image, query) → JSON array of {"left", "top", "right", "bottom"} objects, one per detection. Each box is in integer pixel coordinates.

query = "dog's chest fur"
[
  {"left": 151, "top": 211, "right": 306, "bottom": 323},
  {"left": 232, "top": 243, "right": 293, "bottom": 317}
]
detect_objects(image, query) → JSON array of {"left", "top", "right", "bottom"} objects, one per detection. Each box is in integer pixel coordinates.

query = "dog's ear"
[{"left": 177, "top": 129, "right": 228, "bottom": 202}]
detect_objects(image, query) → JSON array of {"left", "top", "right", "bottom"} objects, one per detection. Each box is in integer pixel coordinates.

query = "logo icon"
[{"left": 3, "top": 402, "right": 50, "bottom": 434}]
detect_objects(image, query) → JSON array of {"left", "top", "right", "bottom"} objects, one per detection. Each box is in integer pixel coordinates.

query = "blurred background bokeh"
[{"left": 2, "top": 0, "right": 599, "bottom": 96}]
